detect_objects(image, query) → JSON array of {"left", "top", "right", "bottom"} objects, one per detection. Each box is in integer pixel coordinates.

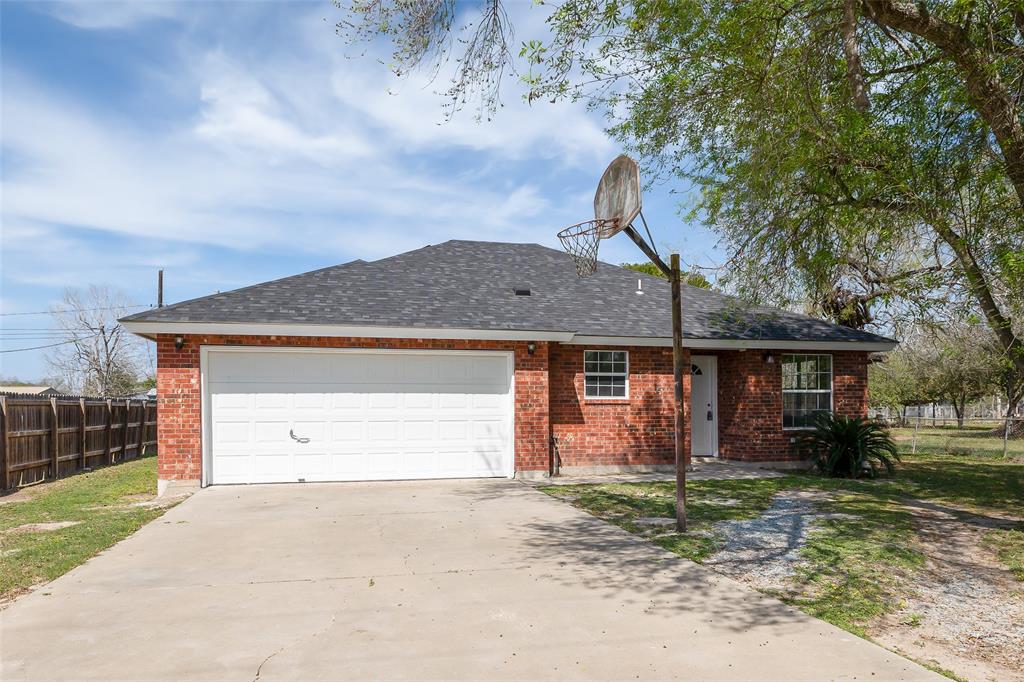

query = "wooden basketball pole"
[
  {"left": 621, "top": 224, "right": 687, "bottom": 532},
  {"left": 670, "top": 253, "right": 687, "bottom": 532}
]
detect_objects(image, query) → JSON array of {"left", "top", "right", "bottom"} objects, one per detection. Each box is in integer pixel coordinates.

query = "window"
[
  {"left": 584, "top": 350, "right": 628, "bottom": 398},
  {"left": 782, "top": 354, "right": 832, "bottom": 428}
]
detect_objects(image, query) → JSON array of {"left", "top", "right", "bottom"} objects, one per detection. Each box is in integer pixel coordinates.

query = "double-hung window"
[
  {"left": 782, "top": 354, "right": 832, "bottom": 428},
  {"left": 584, "top": 350, "right": 628, "bottom": 399}
]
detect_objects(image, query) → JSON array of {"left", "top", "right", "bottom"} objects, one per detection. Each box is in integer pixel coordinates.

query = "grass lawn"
[
  {"left": 540, "top": 450, "right": 1024, "bottom": 639},
  {"left": 0, "top": 455, "right": 173, "bottom": 602},
  {"left": 891, "top": 424, "right": 1024, "bottom": 459}
]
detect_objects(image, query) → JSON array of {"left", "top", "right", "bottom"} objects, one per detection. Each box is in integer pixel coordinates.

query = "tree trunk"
[
  {"left": 929, "top": 218, "right": 1024, "bottom": 379},
  {"left": 863, "top": 1, "right": 1024, "bottom": 210},
  {"left": 842, "top": 0, "right": 870, "bottom": 112},
  {"left": 953, "top": 400, "right": 965, "bottom": 429}
]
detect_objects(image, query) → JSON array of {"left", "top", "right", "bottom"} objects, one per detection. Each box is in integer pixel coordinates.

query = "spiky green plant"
[{"left": 801, "top": 413, "right": 900, "bottom": 478}]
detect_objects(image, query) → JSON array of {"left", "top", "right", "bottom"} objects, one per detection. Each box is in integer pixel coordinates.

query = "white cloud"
[
  {"left": 46, "top": 1, "right": 178, "bottom": 30},
  {"left": 2, "top": 1, "right": 618, "bottom": 305}
]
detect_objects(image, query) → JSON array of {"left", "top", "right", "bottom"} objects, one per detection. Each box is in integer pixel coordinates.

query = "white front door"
[
  {"left": 204, "top": 348, "right": 514, "bottom": 485},
  {"left": 690, "top": 355, "right": 718, "bottom": 457}
]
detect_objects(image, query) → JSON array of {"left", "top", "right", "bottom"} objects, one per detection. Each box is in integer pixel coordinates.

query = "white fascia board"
[
  {"left": 121, "top": 320, "right": 575, "bottom": 343},
  {"left": 568, "top": 335, "right": 898, "bottom": 352}
]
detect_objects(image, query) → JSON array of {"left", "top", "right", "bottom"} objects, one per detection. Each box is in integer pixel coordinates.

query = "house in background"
[
  {"left": 0, "top": 385, "right": 62, "bottom": 396},
  {"left": 120, "top": 240, "right": 896, "bottom": 493}
]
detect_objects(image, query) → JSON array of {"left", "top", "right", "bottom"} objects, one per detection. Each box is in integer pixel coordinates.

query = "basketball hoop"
[
  {"left": 554, "top": 153, "right": 690, "bottom": 533},
  {"left": 557, "top": 219, "right": 617, "bottom": 277},
  {"left": 557, "top": 155, "right": 642, "bottom": 279}
]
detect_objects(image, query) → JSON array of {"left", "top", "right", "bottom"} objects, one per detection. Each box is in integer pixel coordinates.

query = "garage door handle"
[{"left": 289, "top": 429, "right": 310, "bottom": 444}]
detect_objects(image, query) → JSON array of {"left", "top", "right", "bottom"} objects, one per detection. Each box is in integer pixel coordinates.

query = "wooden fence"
[{"left": 0, "top": 395, "right": 157, "bottom": 491}]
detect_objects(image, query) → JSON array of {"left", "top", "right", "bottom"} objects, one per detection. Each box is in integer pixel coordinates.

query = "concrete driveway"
[{"left": 2, "top": 479, "right": 937, "bottom": 681}]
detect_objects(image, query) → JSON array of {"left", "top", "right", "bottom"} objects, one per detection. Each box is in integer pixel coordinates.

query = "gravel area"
[{"left": 703, "top": 490, "right": 849, "bottom": 591}]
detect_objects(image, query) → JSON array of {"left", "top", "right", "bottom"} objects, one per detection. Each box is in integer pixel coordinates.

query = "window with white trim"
[
  {"left": 782, "top": 354, "right": 832, "bottom": 428},
  {"left": 584, "top": 350, "right": 628, "bottom": 398}
]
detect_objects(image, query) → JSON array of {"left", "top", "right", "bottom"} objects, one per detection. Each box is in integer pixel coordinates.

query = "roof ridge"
[{"left": 119, "top": 259, "right": 368, "bottom": 322}]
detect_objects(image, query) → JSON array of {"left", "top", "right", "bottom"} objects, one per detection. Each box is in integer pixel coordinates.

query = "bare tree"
[{"left": 45, "top": 286, "right": 150, "bottom": 396}]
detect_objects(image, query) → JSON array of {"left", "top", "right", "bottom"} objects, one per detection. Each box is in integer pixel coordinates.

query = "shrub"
[{"left": 801, "top": 413, "right": 900, "bottom": 478}]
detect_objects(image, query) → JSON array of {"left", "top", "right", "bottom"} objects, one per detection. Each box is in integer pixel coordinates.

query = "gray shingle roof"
[{"left": 121, "top": 240, "right": 894, "bottom": 345}]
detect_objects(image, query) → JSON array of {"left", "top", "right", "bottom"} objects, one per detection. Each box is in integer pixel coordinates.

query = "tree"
[
  {"left": 337, "top": 1, "right": 1024, "bottom": 371},
  {"left": 45, "top": 286, "right": 150, "bottom": 396},
  {"left": 919, "top": 328, "right": 997, "bottom": 428},
  {"left": 620, "top": 262, "right": 712, "bottom": 288},
  {"left": 868, "top": 351, "right": 922, "bottom": 420}
]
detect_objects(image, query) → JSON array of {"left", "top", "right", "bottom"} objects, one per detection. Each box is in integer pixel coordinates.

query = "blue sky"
[{"left": 1, "top": 0, "right": 722, "bottom": 381}]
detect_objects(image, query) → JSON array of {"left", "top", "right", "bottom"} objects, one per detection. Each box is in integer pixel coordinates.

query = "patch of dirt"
[
  {"left": 0, "top": 484, "right": 48, "bottom": 505},
  {"left": 870, "top": 500, "right": 1024, "bottom": 682},
  {"left": 7, "top": 521, "right": 81, "bottom": 533},
  {"left": 703, "top": 490, "right": 851, "bottom": 592}
]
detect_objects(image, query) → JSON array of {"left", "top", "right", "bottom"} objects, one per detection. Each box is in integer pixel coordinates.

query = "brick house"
[{"left": 121, "top": 241, "right": 895, "bottom": 492}]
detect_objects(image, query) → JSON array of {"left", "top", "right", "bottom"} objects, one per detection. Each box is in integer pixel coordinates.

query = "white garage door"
[{"left": 205, "top": 349, "right": 514, "bottom": 484}]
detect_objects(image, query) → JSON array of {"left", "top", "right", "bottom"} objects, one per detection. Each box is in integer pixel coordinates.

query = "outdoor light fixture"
[
  {"left": 527, "top": 342, "right": 537, "bottom": 356},
  {"left": 762, "top": 351, "right": 775, "bottom": 364},
  {"left": 174, "top": 336, "right": 185, "bottom": 351}
]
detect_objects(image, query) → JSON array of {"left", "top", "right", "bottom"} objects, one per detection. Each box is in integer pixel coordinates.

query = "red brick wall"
[
  {"left": 154, "top": 334, "right": 550, "bottom": 481},
  {"left": 549, "top": 345, "right": 691, "bottom": 468},
  {"left": 715, "top": 349, "right": 869, "bottom": 461},
  {"left": 155, "top": 334, "right": 870, "bottom": 479}
]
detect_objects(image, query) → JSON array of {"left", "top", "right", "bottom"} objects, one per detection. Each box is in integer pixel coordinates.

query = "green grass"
[
  {"left": 541, "top": 450, "right": 1023, "bottom": 640},
  {"left": 543, "top": 477, "right": 799, "bottom": 561},
  {"left": 984, "top": 525, "right": 1024, "bottom": 581},
  {"left": 0, "top": 456, "right": 173, "bottom": 601},
  {"left": 891, "top": 425, "right": 1024, "bottom": 459}
]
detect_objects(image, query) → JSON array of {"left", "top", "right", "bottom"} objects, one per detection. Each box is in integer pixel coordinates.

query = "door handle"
[
  {"left": 706, "top": 410, "right": 713, "bottom": 421},
  {"left": 289, "top": 429, "right": 310, "bottom": 444}
]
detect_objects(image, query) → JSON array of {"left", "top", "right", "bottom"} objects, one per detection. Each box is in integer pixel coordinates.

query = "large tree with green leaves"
[{"left": 338, "top": 0, "right": 1023, "bottom": 375}]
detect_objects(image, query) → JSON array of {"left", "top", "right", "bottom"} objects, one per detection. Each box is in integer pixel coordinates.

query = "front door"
[{"left": 691, "top": 355, "right": 718, "bottom": 457}]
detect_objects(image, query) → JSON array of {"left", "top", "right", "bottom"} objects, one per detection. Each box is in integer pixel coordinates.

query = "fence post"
[
  {"left": 106, "top": 399, "right": 113, "bottom": 464},
  {"left": 0, "top": 396, "right": 9, "bottom": 491},
  {"left": 79, "top": 398, "right": 88, "bottom": 470},
  {"left": 123, "top": 399, "right": 131, "bottom": 460},
  {"left": 912, "top": 415, "right": 920, "bottom": 455},
  {"left": 50, "top": 397, "right": 60, "bottom": 480},
  {"left": 136, "top": 402, "right": 144, "bottom": 457},
  {"left": 1004, "top": 415, "right": 1012, "bottom": 459}
]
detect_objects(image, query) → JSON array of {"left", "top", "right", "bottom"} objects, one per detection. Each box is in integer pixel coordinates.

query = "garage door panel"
[
  {"left": 251, "top": 421, "right": 288, "bottom": 443},
  {"left": 207, "top": 350, "right": 512, "bottom": 484},
  {"left": 403, "top": 420, "right": 434, "bottom": 440},
  {"left": 403, "top": 393, "right": 433, "bottom": 409},
  {"left": 213, "top": 452, "right": 251, "bottom": 481},
  {"left": 331, "top": 421, "right": 363, "bottom": 441},
  {"left": 294, "top": 452, "right": 329, "bottom": 475},
  {"left": 367, "top": 451, "right": 402, "bottom": 474},
  {"left": 214, "top": 421, "right": 251, "bottom": 444},
  {"left": 399, "top": 451, "right": 437, "bottom": 473},
  {"left": 293, "top": 393, "right": 327, "bottom": 409},
  {"left": 253, "top": 452, "right": 291, "bottom": 476},
  {"left": 473, "top": 420, "right": 508, "bottom": 441},
  {"left": 367, "top": 420, "right": 400, "bottom": 441},
  {"left": 438, "top": 421, "right": 468, "bottom": 440},
  {"left": 254, "top": 392, "right": 288, "bottom": 409},
  {"left": 438, "top": 394, "right": 468, "bottom": 409}
]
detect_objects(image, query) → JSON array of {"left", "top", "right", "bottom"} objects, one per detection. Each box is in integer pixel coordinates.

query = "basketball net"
[{"left": 557, "top": 219, "right": 617, "bottom": 277}]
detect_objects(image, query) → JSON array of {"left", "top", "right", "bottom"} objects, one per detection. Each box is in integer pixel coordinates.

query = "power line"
[
  {"left": 0, "top": 305, "right": 151, "bottom": 317},
  {"left": 0, "top": 334, "right": 102, "bottom": 354}
]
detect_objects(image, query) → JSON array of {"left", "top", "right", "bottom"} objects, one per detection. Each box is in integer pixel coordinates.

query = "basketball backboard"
[{"left": 594, "top": 154, "right": 641, "bottom": 238}]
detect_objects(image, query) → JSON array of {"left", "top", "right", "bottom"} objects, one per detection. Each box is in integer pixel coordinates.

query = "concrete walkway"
[{"left": 1, "top": 479, "right": 937, "bottom": 681}]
